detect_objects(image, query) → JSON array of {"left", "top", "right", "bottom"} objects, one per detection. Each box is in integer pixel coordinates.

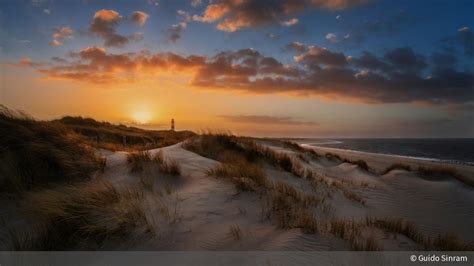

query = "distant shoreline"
[
  {"left": 300, "top": 144, "right": 474, "bottom": 181},
  {"left": 303, "top": 143, "right": 474, "bottom": 167}
]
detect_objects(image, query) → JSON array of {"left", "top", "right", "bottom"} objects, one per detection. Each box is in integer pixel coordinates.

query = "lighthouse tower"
[{"left": 171, "top": 118, "right": 175, "bottom": 131}]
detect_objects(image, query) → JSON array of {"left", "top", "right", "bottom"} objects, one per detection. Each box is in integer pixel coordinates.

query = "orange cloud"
[
  {"left": 50, "top": 26, "right": 74, "bottom": 47},
  {"left": 131, "top": 11, "right": 149, "bottom": 26},
  {"left": 94, "top": 9, "right": 121, "bottom": 21}
]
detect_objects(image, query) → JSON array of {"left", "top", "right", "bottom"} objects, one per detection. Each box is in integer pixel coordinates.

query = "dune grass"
[
  {"left": 127, "top": 151, "right": 152, "bottom": 172},
  {"left": 207, "top": 157, "right": 269, "bottom": 192},
  {"left": 431, "top": 234, "right": 474, "bottom": 251},
  {"left": 153, "top": 151, "right": 181, "bottom": 176},
  {"left": 364, "top": 216, "right": 474, "bottom": 251},
  {"left": 228, "top": 224, "right": 243, "bottom": 241},
  {"left": 365, "top": 217, "right": 423, "bottom": 244},
  {"left": 0, "top": 106, "right": 102, "bottom": 194},
  {"left": 185, "top": 132, "right": 308, "bottom": 178},
  {"left": 126, "top": 150, "right": 181, "bottom": 176},
  {"left": 8, "top": 179, "right": 157, "bottom": 250},
  {"left": 331, "top": 180, "right": 366, "bottom": 205}
]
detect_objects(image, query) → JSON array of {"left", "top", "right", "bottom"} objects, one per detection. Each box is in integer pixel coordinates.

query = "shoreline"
[
  {"left": 303, "top": 143, "right": 474, "bottom": 167},
  {"left": 300, "top": 143, "right": 474, "bottom": 180}
]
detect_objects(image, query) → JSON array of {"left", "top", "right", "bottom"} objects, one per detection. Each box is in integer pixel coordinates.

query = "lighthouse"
[{"left": 171, "top": 118, "right": 175, "bottom": 131}]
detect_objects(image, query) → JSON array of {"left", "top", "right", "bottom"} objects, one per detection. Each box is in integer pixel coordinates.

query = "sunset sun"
[{"left": 131, "top": 110, "right": 152, "bottom": 125}]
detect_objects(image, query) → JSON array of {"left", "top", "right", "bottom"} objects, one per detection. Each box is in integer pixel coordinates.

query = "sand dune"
[{"left": 91, "top": 139, "right": 474, "bottom": 250}]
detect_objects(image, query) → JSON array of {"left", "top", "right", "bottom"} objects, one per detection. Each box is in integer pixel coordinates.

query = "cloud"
[
  {"left": 192, "top": 0, "right": 371, "bottom": 32},
  {"left": 49, "top": 26, "right": 74, "bottom": 47},
  {"left": 220, "top": 115, "right": 317, "bottom": 126},
  {"left": 285, "top": 41, "right": 306, "bottom": 52},
  {"left": 89, "top": 9, "right": 147, "bottom": 47},
  {"left": 294, "top": 45, "right": 348, "bottom": 67},
  {"left": 383, "top": 47, "right": 427, "bottom": 73},
  {"left": 166, "top": 22, "right": 187, "bottom": 43},
  {"left": 325, "top": 32, "right": 338, "bottom": 43},
  {"left": 43, "top": 8, "right": 50, "bottom": 15},
  {"left": 131, "top": 11, "right": 149, "bottom": 26},
  {"left": 89, "top": 9, "right": 127, "bottom": 47},
  {"left": 147, "top": 0, "right": 159, "bottom": 6},
  {"left": 281, "top": 18, "right": 298, "bottom": 27},
  {"left": 165, "top": 10, "right": 193, "bottom": 43},
  {"left": 20, "top": 45, "right": 474, "bottom": 106},
  {"left": 190, "top": 0, "right": 202, "bottom": 7}
]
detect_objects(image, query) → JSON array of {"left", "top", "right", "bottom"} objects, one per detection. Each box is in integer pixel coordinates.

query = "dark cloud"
[
  {"left": 352, "top": 51, "right": 391, "bottom": 72},
  {"left": 295, "top": 45, "right": 348, "bottom": 67},
  {"left": 383, "top": 47, "right": 427, "bottom": 73},
  {"left": 20, "top": 45, "right": 474, "bottom": 106},
  {"left": 166, "top": 22, "right": 187, "bottom": 43},
  {"left": 192, "top": 0, "right": 371, "bottom": 32},
  {"left": 220, "top": 115, "right": 317, "bottom": 126}
]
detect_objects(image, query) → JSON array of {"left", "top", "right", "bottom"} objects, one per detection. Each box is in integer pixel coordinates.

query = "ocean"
[{"left": 302, "top": 138, "right": 474, "bottom": 166}]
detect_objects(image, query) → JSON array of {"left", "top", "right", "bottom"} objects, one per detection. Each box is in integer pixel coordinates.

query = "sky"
[{"left": 0, "top": 0, "right": 473, "bottom": 137}]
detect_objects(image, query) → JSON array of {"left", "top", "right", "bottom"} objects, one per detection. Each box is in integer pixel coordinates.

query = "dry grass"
[
  {"left": 153, "top": 151, "right": 181, "bottom": 176},
  {"left": 295, "top": 212, "right": 319, "bottom": 234},
  {"left": 207, "top": 158, "right": 269, "bottom": 192},
  {"left": 184, "top": 132, "right": 308, "bottom": 178},
  {"left": 365, "top": 217, "right": 423, "bottom": 244},
  {"left": 126, "top": 151, "right": 152, "bottom": 172},
  {"left": 431, "top": 234, "right": 474, "bottom": 251},
  {"left": 328, "top": 219, "right": 382, "bottom": 251},
  {"left": 263, "top": 180, "right": 323, "bottom": 231},
  {"left": 14, "top": 179, "right": 156, "bottom": 250},
  {"left": 324, "top": 152, "right": 372, "bottom": 172},
  {"left": 331, "top": 181, "right": 366, "bottom": 205},
  {"left": 228, "top": 224, "right": 243, "bottom": 241},
  {"left": 0, "top": 106, "right": 102, "bottom": 194},
  {"left": 364, "top": 217, "right": 474, "bottom": 251}
]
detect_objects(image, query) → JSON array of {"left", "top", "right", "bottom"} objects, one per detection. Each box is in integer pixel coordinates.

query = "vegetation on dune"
[
  {"left": 0, "top": 107, "right": 102, "bottom": 193},
  {"left": 126, "top": 150, "right": 182, "bottom": 176},
  {"left": 153, "top": 151, "right": 181, "bottom": 176},
  {"left": 3, "top": 179, "right": 176, "bottom": 250},
  {"left": 364, "top": 217, "right": 474, "bottom": 251},
  {"left": 184, "top": 132, "right": 308, "bottom": 178},
  {"left": 56, "top": 116, "right": 195, "bottom": 151}
]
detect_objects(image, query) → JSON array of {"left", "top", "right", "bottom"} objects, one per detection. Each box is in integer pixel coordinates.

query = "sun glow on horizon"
[{"left": 131, "top": 110, "right": 153, "bottom": 125}]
